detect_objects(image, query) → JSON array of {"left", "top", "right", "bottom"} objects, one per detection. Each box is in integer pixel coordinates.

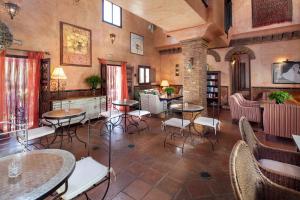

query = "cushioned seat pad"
[
  {"left": 27, "top": 126, "right": 55, "bottom": 141},
  {"left": 128, "top": 110, "right": 150, "bottom": 117},
  {"left": 259, "top": 159, "right": 300, "bottom": 179},
  {"left": 57, "top": 157, "right": 108, "bottom": 200},
  {"left": 163, "top": 118, "right": 191, "bottom": 128}
]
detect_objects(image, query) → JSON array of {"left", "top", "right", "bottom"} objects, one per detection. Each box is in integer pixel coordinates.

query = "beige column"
[{"left": 181, "top": 38, "right": 208, "bottom": 116}]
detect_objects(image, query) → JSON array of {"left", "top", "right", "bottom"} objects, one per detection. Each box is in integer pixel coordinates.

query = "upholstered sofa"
[
  {"left": 263, "top": 103, "right": 300, "bottom": 138},
  {"left": 229, "top": 94, "right": 261, "bottom": 123},
  {"left": 140, "top": 93, "right": 167, "bottom": 114}
]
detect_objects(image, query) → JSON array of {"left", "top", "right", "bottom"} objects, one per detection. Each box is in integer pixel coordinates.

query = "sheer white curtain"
[{"left": 106, "top": 65, "right": 122, "bottom": 109}]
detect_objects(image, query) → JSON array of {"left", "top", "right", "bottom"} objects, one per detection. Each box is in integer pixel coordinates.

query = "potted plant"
[
  {"left": 164, "top": 87, "right": 175, "bottom": 96},
  {"left": 85, "top": 75, "right": 102, "bottom": 95},
  {"left": 268, "top": 91, "right": 291, "bottom": 104}
]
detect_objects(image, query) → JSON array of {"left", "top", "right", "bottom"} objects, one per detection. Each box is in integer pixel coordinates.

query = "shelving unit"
[{"left": 207, "top": 71, "right": 221, "bottom": 107}]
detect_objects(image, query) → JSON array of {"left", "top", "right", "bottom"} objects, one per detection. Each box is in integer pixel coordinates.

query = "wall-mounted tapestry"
[
  {"left": 130, "top": 32, "right": 144, "bottom": 55},
  {"left": 252, "top": 0, "right": 292, "bottom": 28},
  {"left": 273, "top": 61, "right": 300, "bottom": 84},
  {"left": 60, "top": 22, "right": 92, "bottom": 67}
]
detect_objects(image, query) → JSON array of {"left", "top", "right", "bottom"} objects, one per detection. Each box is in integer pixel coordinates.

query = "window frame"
[
  {"left": 138, "top": 65, "right": 151, "bottom": 85},
  {"left": 102, "top": 0, "right": 122, "bottom": 28}
]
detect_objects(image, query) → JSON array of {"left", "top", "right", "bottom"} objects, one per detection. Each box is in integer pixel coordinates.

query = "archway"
[{"left": 225, "top": 46, "right": 256, "bottom": 98}]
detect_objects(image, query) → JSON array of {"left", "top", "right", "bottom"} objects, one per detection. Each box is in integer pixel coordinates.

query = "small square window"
[
  {"left": 138, "top": 66, "right": 151, "bottom": 85},
  {"left": 103, "top": 0, "right": 122, "bottom": 27}
]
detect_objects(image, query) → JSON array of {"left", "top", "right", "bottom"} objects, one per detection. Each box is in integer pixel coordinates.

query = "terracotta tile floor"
[{"left": 29, "top": 109, "right": 297, "bottom": 199}]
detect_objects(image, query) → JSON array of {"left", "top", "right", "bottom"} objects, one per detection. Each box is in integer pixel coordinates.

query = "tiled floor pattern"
[{"left": 36, "top": 109, "right": 296, "bottom": 200}]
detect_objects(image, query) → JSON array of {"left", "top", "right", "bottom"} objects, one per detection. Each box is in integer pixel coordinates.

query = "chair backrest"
[
  {"left": 234, "top": 93, "right": 245, "bottom": 105},
  {"left": 230, "top": 140, "right": 264, "bottom": 200},
  {"left": 263, "top": 103, "right": 300, "bottom": 138},
  {"left": 140, "top": 93, "right": 150, "bottom": 111},
  {"left": 239, "top": 117, "right": 260, "bottom": 154},
  {"left": 229, "top": 95, "right": 241, "bottom": 119},
  {"left": 230, "top": 140, "right": 300, "bottom": 200}
]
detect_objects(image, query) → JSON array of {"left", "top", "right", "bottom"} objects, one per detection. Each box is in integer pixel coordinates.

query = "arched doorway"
[{"left": 225, "top": 46, "right": 256, "bottom": 99}]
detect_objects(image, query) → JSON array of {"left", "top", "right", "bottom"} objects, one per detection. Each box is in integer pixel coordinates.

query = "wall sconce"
[
  {"left": 187, "top": 57, "right": 194, "bottom": 72},
  {"left": 4, "top": 2, "right": 20, "bottom": 20},
  {"left": 110, "top": 33, "right": 116, "bottom": 44}
]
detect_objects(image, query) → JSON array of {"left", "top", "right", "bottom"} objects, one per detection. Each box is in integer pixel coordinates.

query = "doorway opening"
[{"left": 231, "top": 53, "right": 251, "bottom": 99}]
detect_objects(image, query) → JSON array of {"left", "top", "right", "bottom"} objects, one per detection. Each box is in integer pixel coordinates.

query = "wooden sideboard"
[{"left": 51, "top": 96, "right": 107, "bottom": 121}]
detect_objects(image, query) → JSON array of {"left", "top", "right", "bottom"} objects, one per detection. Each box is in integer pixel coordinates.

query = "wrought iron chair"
[
  {"left": 161, "top": 99, "right": 191, "bottom": 154},
  {"left": 56, "top": 115, "right": 114, "bottom": 200},
  {"left": 230, "top": 140, "right": 300, "bottom": 200},
  {"left": 193, "top": 102, "right": 220, "bottom": 150},
  {"left": 127, "top": 97, "right": 151, "bottom": 132}
]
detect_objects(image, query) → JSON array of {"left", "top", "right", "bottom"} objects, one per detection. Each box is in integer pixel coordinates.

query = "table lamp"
[
  {"left": 160, "top": 80, "right": 169, "bottom": 91},
  {"left": 51, "top": 67, "right": 67, "bottom": 108}
]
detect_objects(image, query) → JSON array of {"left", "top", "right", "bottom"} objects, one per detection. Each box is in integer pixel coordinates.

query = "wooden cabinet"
[
  {"left": 52, "top": 96, "right": 107, "bottom": 122},
  {"left": 207, "top": 71, "right": 221, "bottom": 107}
]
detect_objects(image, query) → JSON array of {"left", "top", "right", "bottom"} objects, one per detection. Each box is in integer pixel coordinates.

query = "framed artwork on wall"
[
  {"left": 60, "top": 22, "right": 92, "bottom": 67},
  {"left": 272, "top": 61, "right": 300, "bottom": 84},
  {"left": 130, "top": 32, "right": 144, "bottom": 55}
]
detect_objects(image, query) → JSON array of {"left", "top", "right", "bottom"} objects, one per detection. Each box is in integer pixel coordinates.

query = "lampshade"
[
  {"left": 160, "top": 80, "right": 169, "bottom": 87},
  {"left": 51, "top": 67, "right": 67, "bottom": 80}
]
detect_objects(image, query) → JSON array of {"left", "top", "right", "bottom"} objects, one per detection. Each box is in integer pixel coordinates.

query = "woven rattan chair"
[
  {"left": 239, "top": 116, "right": 300, "bottom": 191},
  {"left": 230, "top": 140, "right": 300, "bottom": 200}
]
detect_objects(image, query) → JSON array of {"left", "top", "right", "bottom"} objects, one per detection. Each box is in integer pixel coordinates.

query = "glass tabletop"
[
  {"left": 0, "top": 149, "right": 75, "bottom": 200},
  {"left": 42, "top": 108, "right": 85, "bottom": 119},
  {"left": 112, "top": 100, "right": 138, "bottom": 106},
  {"left": 170, "top": 103, "right": 204, "bottom": 112}
]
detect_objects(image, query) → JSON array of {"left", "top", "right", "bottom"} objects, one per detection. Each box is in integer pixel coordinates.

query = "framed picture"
[
  {"left": 60, "top": 22, "right": 92, "bottom": 67},
  {"left": 272, "top": 61, "right": 300, "bottom": 84},
  {"left": 130, "top": 32, "right": 144, "bottom": 55}
]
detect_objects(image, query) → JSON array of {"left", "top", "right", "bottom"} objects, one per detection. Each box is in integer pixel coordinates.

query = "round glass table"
[
  {"left": 112, "top": 100, "right": 138, "bottom": 133},
  {"left": 0, "top": 149, "right": 75, "bottom": 200},
  {"left": 42, "top": 108, "right": 86, "bottom": 148}
]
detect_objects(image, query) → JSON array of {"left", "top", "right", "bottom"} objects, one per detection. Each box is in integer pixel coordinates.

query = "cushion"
[
  {"left": 163, "top": 118, "right": 191, "bottom": 129},
  {"left": 27, "top": 126, "right": 55, "bottom": 141},
  {"left": 128, "top": 110, "right": 150, "bottom": 117},
  {"left": 100, "top": 110, "right": 123, "bottom": 119},
  {"left": 57, "top": 157, "right": 108, "bottom": 200},
  {"left": 259, "top": 159, "right": 300, "bottom": 179},
  {"left": 194, "top": 117, "right": 220, "bottom": 129}
]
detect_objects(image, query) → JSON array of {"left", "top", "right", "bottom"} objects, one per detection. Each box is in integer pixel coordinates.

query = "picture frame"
[
  {"left": 60, "top": 22, "right": 92, "bottom": 67},
  {"left": 130, "top": 32, "right": 144, "bottom": 55},
  {"left": 272, "top": 61, "right": 300, "bottom": 84}
]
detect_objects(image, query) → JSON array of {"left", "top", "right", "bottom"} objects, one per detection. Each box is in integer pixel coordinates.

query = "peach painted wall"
[
  {"left": 1, "top": 0, "right": 160, "bottom": 90},
  {"left": 232, "top": 0, "right": 300, "bottom": 35},
  {"left": 160, "top": 53, "right": 184, "bottom": 85},
  {"left": 208, "top": 39, "right": 300, "bottom": 92}
]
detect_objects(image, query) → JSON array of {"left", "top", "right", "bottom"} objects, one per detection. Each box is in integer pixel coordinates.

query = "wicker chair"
[
  {"left": 239, "top": 116, "right": 300, "bottom": 191},
  {"left": 230, "top": 140, "right": 300, "bottom": 200}
]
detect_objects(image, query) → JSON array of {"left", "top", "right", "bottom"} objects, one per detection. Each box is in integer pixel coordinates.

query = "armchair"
[
  {"left": 234, "top": 93, "right": 260, "bottom": 107},
  {"left": 229, "top": 95, "right": 261, "bottom": 123},
  {"left": 239, "top": 117, "right": 300, "bottom": 191},
  {"left": 140, "top": 93, "right": 167, "bottom": 114},
  {"left": 263, "top": 103, "right": 300, "bottom": 138},
  {"left": 230, "top": 140, "right": 300, "bottom": 200}
]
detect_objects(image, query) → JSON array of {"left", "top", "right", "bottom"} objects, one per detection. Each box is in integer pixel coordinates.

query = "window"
[
  {"left": 138, "top": 66, "right": 150, "bottom": 84},
  {"left": 102, "top": 0, "right": 122, "bottom": 27}
]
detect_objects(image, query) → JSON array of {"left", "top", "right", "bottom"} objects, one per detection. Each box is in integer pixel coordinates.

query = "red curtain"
[
  {"left": 0, "top": 51, "right": 6, "bottom": 131},
  {"left": 121, "top": 62, "right": 128, "bottom": 100},
  {"left": 120, "top": 62, "right": 128, "bottom": 111},
  {"left": 28, "top": 52, "right": 44, "bottom": 127}
]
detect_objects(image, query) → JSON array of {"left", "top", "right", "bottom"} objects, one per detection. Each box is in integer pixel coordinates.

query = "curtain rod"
[
  {"left": 98, "top": 58, "right": 126, "bottom": 63},
  {"left": 7, "top": 48, "right": 51, "bottom": 55}
]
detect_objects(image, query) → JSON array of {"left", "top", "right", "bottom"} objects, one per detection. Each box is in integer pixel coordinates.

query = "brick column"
[{"left": 181, "top": 38, "right": 208, "bottom": 116}]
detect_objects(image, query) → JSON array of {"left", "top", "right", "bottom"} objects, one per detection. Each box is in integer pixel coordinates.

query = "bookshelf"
[{"left": 207, "top": 71, "right": 221, "bottom": 107}]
